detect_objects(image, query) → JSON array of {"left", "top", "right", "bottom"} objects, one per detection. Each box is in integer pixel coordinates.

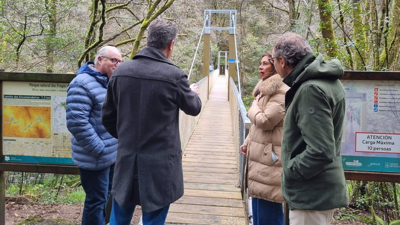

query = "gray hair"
[
  {"left": 273, "top": 32, "right": 313, "bottom": 68},
  {"left": 147, "top": 19, "right": 178, "bottom": 50},
  {"left": 94, "top": 46, "right": 121, "bottom": 66}
]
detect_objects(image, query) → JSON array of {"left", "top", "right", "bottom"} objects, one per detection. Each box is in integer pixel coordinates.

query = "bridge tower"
[
  {"left": 218, "top": 51, "right": 228, "bottom": 75},
  {"left": 203, "top": 10, "right": 237, "bottom": 100}
]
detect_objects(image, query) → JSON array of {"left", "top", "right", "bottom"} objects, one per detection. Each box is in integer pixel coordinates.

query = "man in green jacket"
[{"left": 271, "top": 32, "right": 348, "bottom": 225}]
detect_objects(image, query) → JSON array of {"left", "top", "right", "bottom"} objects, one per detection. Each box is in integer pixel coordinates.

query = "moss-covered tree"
[
  {"left": 318, "top": 0, "right": 338, "bottom": 58},
  {"left": 352, "top": 0, "right": 367, "bottom": 70}
]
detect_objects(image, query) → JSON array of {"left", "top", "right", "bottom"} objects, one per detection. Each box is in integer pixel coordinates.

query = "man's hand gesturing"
[{"left": 190, "top": 83, "right": 199, "bottom": 95}]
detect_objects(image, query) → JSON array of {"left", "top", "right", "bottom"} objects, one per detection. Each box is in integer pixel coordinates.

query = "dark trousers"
[
  {"left": 252, "top": 197, "right": 284, "bottom": 225},
  {"left": 110, "top": 198, "right": 170, "bottom": 225},
  {"left": 79, "top": 164, "right": 114, "bottom": 225}
]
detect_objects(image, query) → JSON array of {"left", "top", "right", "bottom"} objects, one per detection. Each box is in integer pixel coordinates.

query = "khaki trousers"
[{"left": 289, "top": 209, "right": 335, "bottom": 225}]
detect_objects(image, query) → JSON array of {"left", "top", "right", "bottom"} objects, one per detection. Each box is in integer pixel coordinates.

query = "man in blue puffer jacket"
[{"left": 66, "top": 46, "right": 122, "bottom": 225}]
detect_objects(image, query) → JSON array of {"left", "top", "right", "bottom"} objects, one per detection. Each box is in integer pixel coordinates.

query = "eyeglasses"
[
  {"left": 268, "top": 57, "right": 277, "bottom": 65},
  {"left": 102, "top": 56, "right": 122, "bottom": 64}
]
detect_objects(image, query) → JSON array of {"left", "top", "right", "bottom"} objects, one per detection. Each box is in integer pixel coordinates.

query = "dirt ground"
[
  {"left": 5, "top": 202, "right": 142, "bottom": 225},
  {"left": 5, "top": 200, "right": 371, "bottom": 225}
]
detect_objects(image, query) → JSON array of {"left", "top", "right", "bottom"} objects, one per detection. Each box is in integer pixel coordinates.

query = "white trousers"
[{"left": 289, "top": 209, "right": 335, "bottom": 225}]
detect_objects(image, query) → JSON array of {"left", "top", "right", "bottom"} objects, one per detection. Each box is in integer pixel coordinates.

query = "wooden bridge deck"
[{"left": 166, "top": 76, "right": 246, "bottom": 225}]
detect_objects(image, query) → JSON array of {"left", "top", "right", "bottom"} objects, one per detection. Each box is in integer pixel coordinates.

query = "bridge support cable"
[{"left": 188, "top": 15, "right": 208, "bottom": 80}]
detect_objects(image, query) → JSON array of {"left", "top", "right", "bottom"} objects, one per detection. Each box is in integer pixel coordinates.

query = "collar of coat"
[
  {"left": 133, "top": 47, "right": 178, "bottom": 68},
  {"left": 283, "top": 53, "right": 316, "bottom": 88},
  {"left": 252, "top": 74, "right": 284, "bottom": 98}
]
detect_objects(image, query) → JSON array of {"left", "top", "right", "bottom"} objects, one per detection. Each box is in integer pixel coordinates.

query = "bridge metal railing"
[{"left": 228, "top": 77, "right": 251, "bottom": 196}]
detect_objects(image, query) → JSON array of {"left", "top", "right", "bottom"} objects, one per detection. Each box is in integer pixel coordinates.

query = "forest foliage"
[
  {"left": 2, "top": 0, "right": 400, "bottom": 92},
  {"left": 2, "top": 0, "right": 400, "bottom": 224}
]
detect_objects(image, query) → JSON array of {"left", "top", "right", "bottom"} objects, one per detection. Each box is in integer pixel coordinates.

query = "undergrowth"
[{"left": 5, "top": 172, "right": 84, "bottom": 205}]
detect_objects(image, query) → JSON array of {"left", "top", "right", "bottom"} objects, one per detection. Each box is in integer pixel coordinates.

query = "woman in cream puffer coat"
[{"left": 240, "top": 52, "right": 289, "bottom": 225}]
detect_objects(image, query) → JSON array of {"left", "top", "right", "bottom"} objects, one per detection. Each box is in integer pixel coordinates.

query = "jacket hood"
[
  {"left": 77, "top": 62, "right": 107, "bottom": 77},
  {"left": 283, "top": 54, "right": 344, "bottom": 88},
  {"left": 76, "top": 61, "right": 108, "bottom": 87},
  {"left": 253, "top": 74, "right": 284, "bottom": 98}
]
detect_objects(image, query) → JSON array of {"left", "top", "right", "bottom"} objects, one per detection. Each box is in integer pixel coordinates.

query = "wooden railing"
[{"left": 179, "top": 69, "right": 220, "bottom": 150}]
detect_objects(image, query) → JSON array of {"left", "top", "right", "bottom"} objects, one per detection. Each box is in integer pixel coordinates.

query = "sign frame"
[
  {"left": 341, "top": 71, "right": 400, "bottom": 182},
  {"left": 0, "top": 72, "right": 79, "bottom": 225}
]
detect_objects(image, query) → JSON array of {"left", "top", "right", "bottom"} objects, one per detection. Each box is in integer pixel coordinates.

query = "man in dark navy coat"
[{"left": 101, "top": 18, "right": 202, "bottom": 225}]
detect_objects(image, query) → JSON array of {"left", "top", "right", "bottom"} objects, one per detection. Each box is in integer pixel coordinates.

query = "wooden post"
[
  {"left": 217, "top": 52, "right": 220, "bottom": 75},
  {"left": 228, "top": 34, "right": 236, "bottom": 82},
  {"left": 228, "top": 34, "right": 236, "bottom": 101},
  {"left": 0, "top": 80, "right": 4, "bottom": 225},
  {"left": 0, "top": 171, "right": 4, "bottom": 225},
  {"left": 203, "top": 34, "right": 211, "bottom": 100}
]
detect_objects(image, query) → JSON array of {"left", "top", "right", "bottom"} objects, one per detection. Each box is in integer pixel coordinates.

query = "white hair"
[{"left": 94, "top": 46, "right": 121, "bottom": 66}]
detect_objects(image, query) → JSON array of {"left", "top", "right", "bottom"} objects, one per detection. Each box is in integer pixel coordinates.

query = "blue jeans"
[
  {"left": 110, "top": 198, "right": 170, "bottom": 225},
  {"left": 79, "top": 164, "right": 114, "bottom": 225},
  {"left": 252, "top": 198, "right": 284, "bottom": 225}
]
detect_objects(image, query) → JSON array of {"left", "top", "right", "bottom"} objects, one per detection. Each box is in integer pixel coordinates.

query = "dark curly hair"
[{"left": 273, "top": 32, "right": 312, "bottom": 68}]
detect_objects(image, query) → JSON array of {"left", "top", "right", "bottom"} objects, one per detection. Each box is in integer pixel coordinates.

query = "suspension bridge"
[{"left": 166, "top": 72, "right": 246, "bottom": 224}]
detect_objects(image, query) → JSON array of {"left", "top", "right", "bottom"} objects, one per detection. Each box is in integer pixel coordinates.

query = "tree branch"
[
  {"left": 78, "top": 0, "right": 107, "bottom": 67},
  {"left": 106, "top": 0, "right": 131, "bottom": 13},
  {"left": 130, "top": 0, "right": 175, "bottom": 58},
  {"left": 264, "top": 1, "right": 288, "bottom": 14},
  {"left": 101, "top": 20, "right": 142, "bottom": 45}
]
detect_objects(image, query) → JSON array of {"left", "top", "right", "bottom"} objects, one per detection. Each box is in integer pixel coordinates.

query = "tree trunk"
[
  {"left": 78, "top": 0, "right": 100, "bottom": 67},
  {"left": 337, "top": 0, "right": 353, "bottom": 69},
  {"left": 370, "top": 0, "right": 379, "bottom": 70},
  {"left": 305, "top": 0, "right": 315, "bottom": 39},
  {"left": 78, "top": 0, "right": 107, "bottom": 68},
  {"left": 352, "top": 0, "right": 366, "bottom": 70},
  {"left": 382, "top": 0, "right": 390, "bottom": 70},
  {"left": 288, "top": 0, "right": 297, "bottom": 29},
  {"left": 130, "top": 0, "right": 175, "bottom": 58},
  {"left": 318, "top": 0, "right": 338, "bottom": 58},
  {"left": 45, "top": 0, "right": 57, "bottom": 73},
  {"left": 386, "top": 0, "right": 400, "bottom": 70}
]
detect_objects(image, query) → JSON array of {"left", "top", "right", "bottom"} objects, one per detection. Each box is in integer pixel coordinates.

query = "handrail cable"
[
  {"left": 188, "top": 15, "right": 208, "bottom": 80},
  {"left": 232, "top": 14, "right": 241, "bottom": 97}
]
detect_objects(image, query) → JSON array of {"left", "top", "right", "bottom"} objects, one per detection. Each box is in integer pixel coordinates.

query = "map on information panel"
[
  {"left": 2, "top": 81, "right": 73, "bottom": 164},
  {"left": 3, "top": 106, "right": 52, "bottom": 138},
  {"left": 53, "top": 96, "right": 68, "bottom": 134}
]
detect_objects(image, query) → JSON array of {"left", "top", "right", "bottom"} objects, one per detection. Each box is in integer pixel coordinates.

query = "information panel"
[
  {"left": 341, "top": 80, "right": 400, "bottom": 173},
  {"left": 2, "top": 81, "right": 73, "bottom": 164}
]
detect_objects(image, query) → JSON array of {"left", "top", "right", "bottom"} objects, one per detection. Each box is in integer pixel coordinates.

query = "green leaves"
[{"left": 5, "top": 173, "right": 85, "bottom": 205}]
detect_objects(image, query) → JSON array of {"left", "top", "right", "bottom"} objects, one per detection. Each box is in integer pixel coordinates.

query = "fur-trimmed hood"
[{"left": 252, "top": 74, "right": 284, "bottom": 98}]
